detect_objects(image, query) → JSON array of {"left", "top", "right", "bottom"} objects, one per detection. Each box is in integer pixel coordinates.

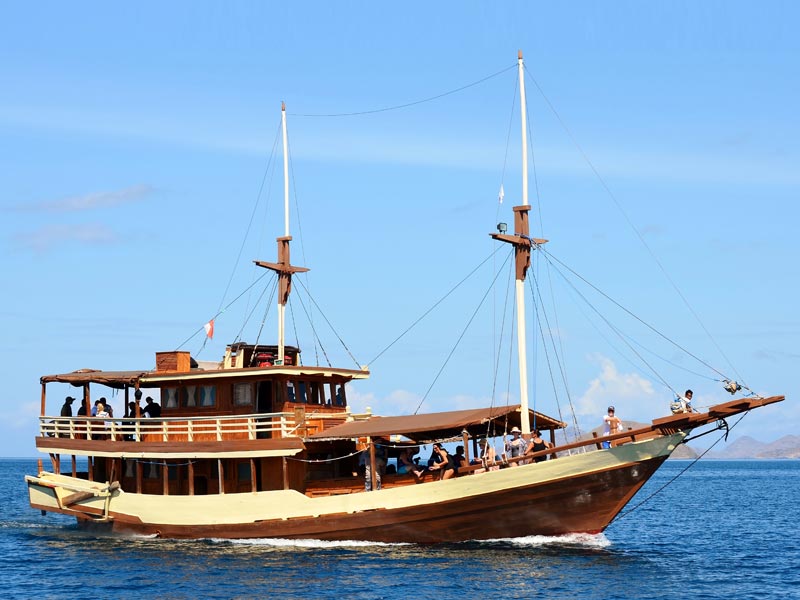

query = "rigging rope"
[
  {"left": 539, "top": 246, "right": 732, "bottom": 385},
  {"left": 540, "top": 250, "right": 679, "bottom": 396},
  {"left": 413, "top": 250, "right": 513, "bottom": 415},
  {"left": 529, "top": 274, "right": 581, "bottom": 439},
  {"left": 289, "top": 64, "right": 517, "bottom": 118},
  {"left": 177, "top": 271, "right": 271, "bottom": 351},
  {"left": 217, "top": 119, "right": 283, "bottom": 321},
  {"left": 368, "top": 246, "right": 503, "bottom": 366},
  {"left": 523, "top": 64, "right": 747, "bottom": 390},
  {"left": 294, "top": 278, "right": 361, "bottom": 369},
  {"left": 238, "top": 274, "right": 278, "bottom": 349},
  {"left": 292, "top": 284, "right": 333, "bottom": 368},
  {"left": 612, "top": 411, "right": 749, "bottom": 523}
]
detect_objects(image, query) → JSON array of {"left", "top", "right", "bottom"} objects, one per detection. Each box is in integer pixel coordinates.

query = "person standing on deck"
[
  {"left": 142, "top": 396, "right": 161, "bottom": 418},
  {"left": 60, "top": 396, "right": 75, "bottom": 417},
  {"left": 602, "top": 406, "right": 622, "bottom": 449}
]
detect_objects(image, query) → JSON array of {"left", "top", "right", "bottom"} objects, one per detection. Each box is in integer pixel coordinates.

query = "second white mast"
[{"left": 516, "top": 50, "right": 531, "bottom": 435}]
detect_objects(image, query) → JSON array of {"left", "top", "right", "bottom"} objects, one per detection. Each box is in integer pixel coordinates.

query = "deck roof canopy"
[
  {"left": 40, "top": 370, "right": 153, "bottom": 389},
  {"left": 41, "top": 365, "right": 371, "bottom": 389},
  {"left": 309, "top": 404, "right": 567, "bottom": 443}
]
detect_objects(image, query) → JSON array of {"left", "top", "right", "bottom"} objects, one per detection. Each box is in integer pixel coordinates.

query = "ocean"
[{"left": 2, "top": 458, "right": 797, "bottom": 599}]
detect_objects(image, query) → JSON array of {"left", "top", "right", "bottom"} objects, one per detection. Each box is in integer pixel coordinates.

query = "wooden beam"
[
  {"left": 368, "top": 437, "right": 378, "bottom": 491},
  {"left": 188, "top": 460, "right": 195, "bottom": 496}
]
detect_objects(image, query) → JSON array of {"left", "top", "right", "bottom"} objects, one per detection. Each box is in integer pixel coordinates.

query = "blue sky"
[{"left": 1, "top": 2, "right": 797, "bottom": 456}]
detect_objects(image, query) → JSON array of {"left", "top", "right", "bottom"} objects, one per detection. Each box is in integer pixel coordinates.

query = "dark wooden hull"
[{"left": 76, "top": 455, "right": 667, "bottom": 543}]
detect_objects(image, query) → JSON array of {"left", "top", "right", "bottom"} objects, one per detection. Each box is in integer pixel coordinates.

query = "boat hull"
[{"left": 28, "top": 434, "right": 681, "bottom": 542}]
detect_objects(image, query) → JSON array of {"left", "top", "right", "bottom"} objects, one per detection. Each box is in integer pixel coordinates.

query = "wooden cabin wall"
[{"left": 259, "top": 457, "right": 287, "bottom": 491}]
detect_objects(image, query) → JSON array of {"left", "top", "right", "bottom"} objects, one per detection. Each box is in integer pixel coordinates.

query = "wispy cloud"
[
  {"left": 347, "top": 388, "right": 423, "bottom": 416},
  {"left": 13, "top": 223, "right": 119, "bottom": 252},
  {"left": 8, "top": 401, "right": 39, "bottom": 429},
  {"left": 14, "top": 184, "right": 154, "bottom": 213}
]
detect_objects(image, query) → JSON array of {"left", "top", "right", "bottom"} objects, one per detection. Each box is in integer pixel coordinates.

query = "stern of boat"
[{"left": 26, "top": 471, "right": 119, "bottom": 525}]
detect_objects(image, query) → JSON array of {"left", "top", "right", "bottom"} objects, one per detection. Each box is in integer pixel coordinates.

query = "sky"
[{"left": 1, "top": 2, "right": 798, "bottom": 457}]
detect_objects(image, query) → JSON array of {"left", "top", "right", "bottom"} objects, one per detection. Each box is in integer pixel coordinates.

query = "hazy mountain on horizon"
[{"left": 706, "top": 434, "right": 800, "bottom": 459}]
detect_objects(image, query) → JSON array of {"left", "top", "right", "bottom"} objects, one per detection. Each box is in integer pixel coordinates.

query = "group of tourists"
[
  {"left": 504, "top": 426, "right": 553, "bottom": 464},
  {"left": 60, "top": 395, "right": 162, "bottom": 419}
]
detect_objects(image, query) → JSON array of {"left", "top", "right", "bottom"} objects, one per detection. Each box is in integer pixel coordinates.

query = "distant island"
[{"left": 701, "top": 434, "right": 800, "bottom": 460}]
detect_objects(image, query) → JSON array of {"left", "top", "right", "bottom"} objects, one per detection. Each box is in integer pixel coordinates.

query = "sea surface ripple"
[{"left": 2, "top": 459, "right": 797, "bottom": 599}]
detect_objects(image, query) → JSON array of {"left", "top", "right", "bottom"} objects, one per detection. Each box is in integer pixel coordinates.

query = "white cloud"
[
  {"left": 347, "top": 388, "right": 423, "bottom": 417},
  {"left": 15, "top": 184, "right": 155, "bottom": 213},
  {"left": 13, "top": 222, "right": 119, "bottom": 252},
  {"left": 575, "top": 354, "right": 657, "bottom": 425}
]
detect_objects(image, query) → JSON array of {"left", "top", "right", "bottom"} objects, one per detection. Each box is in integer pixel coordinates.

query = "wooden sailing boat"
[{"left": 26, "top": 54, "right": 784, "bottom": 542}]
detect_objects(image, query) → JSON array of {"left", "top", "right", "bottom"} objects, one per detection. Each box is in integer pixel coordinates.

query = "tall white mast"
[
  {"left": 516, "top": 51, "right": 531, "bottom": 435},
  {"left": 278, "top": 102, "right": 289, "bottom": 362},
  {"left": 254, "top": 103, "right": 308, "bottom": 367}
]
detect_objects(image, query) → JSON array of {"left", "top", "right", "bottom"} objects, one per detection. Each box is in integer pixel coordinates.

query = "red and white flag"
[{"left": 204, "top": 319, "right": 215, "bottom": 339}]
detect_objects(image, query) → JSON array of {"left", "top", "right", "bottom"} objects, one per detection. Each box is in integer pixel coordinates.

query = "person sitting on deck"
[
  {"left": 505, "top": 426, "right": 527, "bottom": 466},
  {"left": 429, "top": 443, "right": 456, "bottom": 481},
  {"left": 453, "top": 445, "right": 468, "bottom": 472},
  {"left": 142, "top": 396, "right": 161, "bottom": 418},
  {"left": 472, "top": 438, "right": 500, "bottom": 473},
  {"left": 360, "top": 439, "right": 387, "bottom": 491},
  {"left": 524, "top": 429, "right": 553, "bottom": 463},
  {"left": 397, "top": 448, "right": 425, "bottom": 481}
]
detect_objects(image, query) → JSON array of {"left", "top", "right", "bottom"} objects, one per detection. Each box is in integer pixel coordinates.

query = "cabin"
[{"left": 37, "top": 343, "right": 370, "bottom": 497}]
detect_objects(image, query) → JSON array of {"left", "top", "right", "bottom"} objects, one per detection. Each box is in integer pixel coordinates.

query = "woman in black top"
[
  {"left": 525, "top": 430, "right": 552, "bottom": 463},
  {"left": 429, "top": 443, "right": 456, "bottom": 480}
]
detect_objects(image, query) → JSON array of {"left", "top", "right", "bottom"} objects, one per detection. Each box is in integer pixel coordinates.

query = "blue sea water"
[{"left": 1, "top": 458, "right": 797, "bottom": 599}]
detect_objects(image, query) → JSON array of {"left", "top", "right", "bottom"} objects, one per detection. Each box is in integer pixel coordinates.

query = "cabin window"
[
  {"left": 199, "top": 385, "right": 216, "bottom": 407},
  {"left": 145, "top": 462, "right": 161, "bottom": 479},
  {"left": 308, "top": 382, "right": 321, "bottom": 405},
  {"left": 287, "top": 381, "right": 296, "bottom": 403},
  {"left": 318, "top": 382, "right": 329, "bottom": 405},
  {"left": 183, "top": 386, "right": 197, "bottom": 407},
  {"left": 296, "top": 381, "right": 307, "bottom": 403},
  {"left": 163, "top": 388, "right": 179, "bottom": 409},
  {"left": 168, "top": 464, "right": 179, "bottom": 481},
  {"left": 237, "top": 462, "right": 251, "bottom": 481},
  {"left": 233, "top": 383, "right": 253, "bottom": 407},
  {"left": 124, "top": 460, "right": 135, "bottom": 478},
  {"left": 334, "top": 384, "right": 345, "bottom": 406}
]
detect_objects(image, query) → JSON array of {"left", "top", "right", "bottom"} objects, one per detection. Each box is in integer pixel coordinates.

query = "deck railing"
[{"left": 39, "top": 410, "right": 363, "bottom": 442}]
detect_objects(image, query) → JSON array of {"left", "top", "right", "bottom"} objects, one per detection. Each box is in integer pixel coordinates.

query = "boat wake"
[{"left": 483, "top": 532, "right": 611, "bottom": 548}]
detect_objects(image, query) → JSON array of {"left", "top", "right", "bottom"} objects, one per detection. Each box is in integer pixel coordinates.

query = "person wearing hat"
[
  {"left": 602, "top": 406, "right": 622, "bottom": 449},
  {"left": 60, "top": 396, "right": 75, "bottom": 417},
  {"left": 505, "top": 426, "right": 527, "bottom": 464}
]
